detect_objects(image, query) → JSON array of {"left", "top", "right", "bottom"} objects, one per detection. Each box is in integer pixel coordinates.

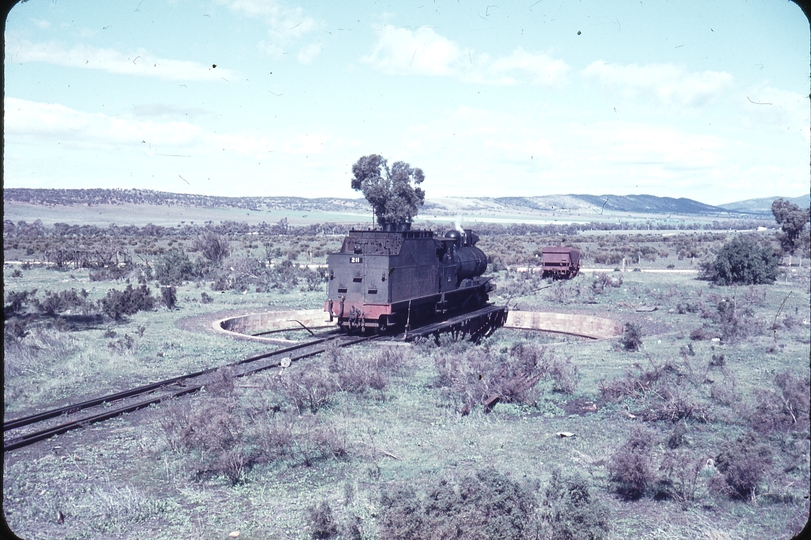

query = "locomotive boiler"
[{"left": 325, "top": 226, "right": 493, "bottom": 332}]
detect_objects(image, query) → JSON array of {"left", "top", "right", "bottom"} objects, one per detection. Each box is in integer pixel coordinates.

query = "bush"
[
  {"left": 98, "top": 284, "right": 155, "bottom": 321},
  {"left": 271, "top": 368, "right": 338, "bottom": 414},
  {"left": 619, "top": 322, "right": 643, "bottom": 351},
  {"left": 608, "top": 427, "right": 654, "bottom": 499},
  {"left": 749, "top": 370, "right": 810, "bottom": 433},
  {"left": 158, "top": 398, "right": 252, "bottom": 485},
  {"left": 713, "top": 432, "right": 773, "bottom": 501},
  {"left": 774, "top": 370, "right": 811, "bottom": 428},
  {"left": 308, "top": 501, "right": 338, "bottom": 539},
  {"left": 4, "top": 289, "right": 37, "bottom": 317},
  {"left": 4, "top": 317, "right": 31, "bottom": 340},
  {"left": 701, "top": 236, "right": 779, "bottom": 285},
  {"left": 548, "top": 356, "right": 581, "bottom": 394},
  {"left": 290, "top": 414, "right": 348, "bottom": 467},
  {"left": 433, "top": 342, "right": 550, "bottom": 412},
  {"left": 657, "top": 450, "right": 704, "bottom": 503},
  {"left": 193, "top": 231, "right": 231, "bottom": 265},
  {"left": 537, "top": 468, "right": 610, "bottom": 540},
  {"left": 154, "top": 249, "right": 197, "bottom": 285},
  {"left": 379, "top": 468, "right": 536, "bottom": 540},
  {"left": 327, "top": 348, "right": 403, "bottom": 397},
  {"left": 34, "top": 288, "right": 91, "bottom": 316},
  {"left": 161, "top": 286, "right": 177, "bottom": 310}
]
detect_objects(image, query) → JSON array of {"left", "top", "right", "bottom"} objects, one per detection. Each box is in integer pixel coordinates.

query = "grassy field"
[{"left": 3, "top": 223, "right": 810, "bottom": 539}]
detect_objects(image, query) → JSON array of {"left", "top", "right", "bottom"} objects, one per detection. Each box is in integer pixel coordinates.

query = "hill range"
[{"left": 3, "top": 188, "right": 807, "bottom": 227}]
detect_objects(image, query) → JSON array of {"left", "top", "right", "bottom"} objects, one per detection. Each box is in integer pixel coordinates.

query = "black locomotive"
[{"left": 325, "top": 225, "right": 494, "bottom": 332}]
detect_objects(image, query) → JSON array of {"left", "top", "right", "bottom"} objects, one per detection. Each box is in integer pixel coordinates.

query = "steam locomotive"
[{"left": 325, "top": 225, "right": 494, "bottom": 332}]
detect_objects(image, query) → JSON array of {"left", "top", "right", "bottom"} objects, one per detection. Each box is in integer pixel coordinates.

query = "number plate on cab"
[{"left": 350, "top": 256, "right": 363, "bottom": 263}]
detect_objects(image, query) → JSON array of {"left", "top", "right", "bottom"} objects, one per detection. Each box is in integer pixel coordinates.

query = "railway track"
[
  {"left": 3, "top": 332, "right": 377, "bottom": 452},
  {"left": 4, "top": 305, "right": 508, "bottom": 452}
]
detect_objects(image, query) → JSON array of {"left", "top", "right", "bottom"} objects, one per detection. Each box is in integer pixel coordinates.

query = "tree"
[
  {"left": 701, "top": 236, "right": 779, "bottom": 286},
  {"left": 351, "top": 154, "right": 425, "bottom": 228},
  {"left": 771, "top": 199, "right": 810, "bottom": 255}
]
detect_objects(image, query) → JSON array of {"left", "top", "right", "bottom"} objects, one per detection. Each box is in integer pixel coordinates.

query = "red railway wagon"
[{"left": 540, "top": 247, "right": 580, "bottom": 279}]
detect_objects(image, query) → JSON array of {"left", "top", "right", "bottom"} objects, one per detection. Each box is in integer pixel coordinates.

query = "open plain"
[{"left": 3, "top": 196, "right": 809, "bottom": 540}]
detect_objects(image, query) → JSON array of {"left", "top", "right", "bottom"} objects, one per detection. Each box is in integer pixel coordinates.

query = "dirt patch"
[{"left": 562, "top": 398, "right": 603, "bottom": 416}]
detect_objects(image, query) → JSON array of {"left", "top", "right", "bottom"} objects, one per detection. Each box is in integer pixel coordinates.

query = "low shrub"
[
  {"left": 591, "top": 273, "right": 622, "bottom": 294},
  {"left": 774, "top": 370, "right": 811, "bottom": 428},
  {"left": 34, "top": 288, "right": 92, "bottom": 316},
  {"left": 599, "top": 356, "right": 667, "bottom": 402},
  {"left": 749, "top": 370, "right": 810, "bottom": 433},
  {"left": 608, "top": 427, "right": 654, "bottom": 499},
  {"left": 689, "top": 327, "right": 716, "bottom": 341},
  {"left": 537, "top": 468, "right": 610, "bottom": 540},
  {"left": 98, "top": 284, "right": 155, "bottom": 321},
  {"left": 379, "top": 468, "right": 536, "bottom": 540},
  {"left": 4, "top": 289, "right": 37, "bottom": 316},
  {"left": 548, "top": 356, "right": 581, "bottom": 394},
  {"left": 709, "top": 376, "right": 738, "bottom": 407},
  {"left": 4, "top": 317, "right": 31, "bottom": 340},
  {"left": 619, "top": 323, "right": 643, "bottom": 351},
  {"left": 161, "top": 286, "right": 177, "bottom": 310},
  {"left": 657, "top": 450, "right": 704, "bottom": 503},
  {"left": 290, "top": 413, "right": 348, "bottom": 467},
  {"left": 327, "top": 347, "right": 404, "bottom": 397},
  {"left": 308, "top": 501, "right": 338, "bottom": 539},
  {"left": 158, "top": 398, "right": 250, "bottom": 485},
  {"left": 271, "top": 368, "right": 338, "bottom": 414},
  {"left": 433, "top": 342, "right": 551, "bottom": 411},
  {"left": 154, "top": 249, "right": 198, "bottom": 285},
  {"left": 712, "top": 432, "right": 773, "bottom": 501}
]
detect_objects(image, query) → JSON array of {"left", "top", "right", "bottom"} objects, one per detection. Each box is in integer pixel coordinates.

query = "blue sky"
[{"left": 4, "top": 0, "right": 809, "bottom": 204}]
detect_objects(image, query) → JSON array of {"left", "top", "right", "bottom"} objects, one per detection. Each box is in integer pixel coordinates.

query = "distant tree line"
[
  {"left": 3, "top": 187, "right": 372, "bottom": 213},
  {"left": 2, "top": 219, "right": 353, "bottom": 239},
  {"left": 435, "top": 219, "right": 774, "bottom": 237},
  {"left": 4, "top": 217, "right": 778, "bottom": 243}
]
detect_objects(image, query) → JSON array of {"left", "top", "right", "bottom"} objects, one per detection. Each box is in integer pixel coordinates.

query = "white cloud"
[
  {"left": 739, "top": 84, "right": 809, "bottom": 134},
  {"left": 218, "top": 0, "right": 321, "bottom": 61},
  {"left": 131, "top": 104, "right": 208, "bottom": 119},
  {"left": 386, "top": 105, "right": 789, "bottom": 200},
  {"left": 297, "top": 43, "right": 322, "bottom": 64},
  {"left": 363, "top": 25, "right": 461, "bottom": 76},
  {"left": 471, "top": 47, "right": 570, "bottom": 87},
  {"left": 3, "top": 97, "right": 357, "bottom": 197},
  {"left": 4, "top": 97, "right": 341, "bottom": 158},
  {"left": 8, "top": 40, "right": 239, "bottom": 81},
  {"left": 5, "top": 97, "right": 206, "bottom": 148},
  {"left": 576, "top": 122, "right": 726, "bottom": 170},
  {"left": 582, "top": 61, "right": 733, "bottom": 107},
  {"left": 363, "top": 25, "right": 570, "bottom": 86},
  {"left": 30, "top": 18, "right": 51, "bottom": 29}
]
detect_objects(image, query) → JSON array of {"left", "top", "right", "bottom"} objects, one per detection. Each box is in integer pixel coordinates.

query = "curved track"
[
  {"left": 3, "top": 332, "right": 376, "bottom": 452},
  {"left": 5, "top": 304, "right": 622, "bottom": 452}
]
